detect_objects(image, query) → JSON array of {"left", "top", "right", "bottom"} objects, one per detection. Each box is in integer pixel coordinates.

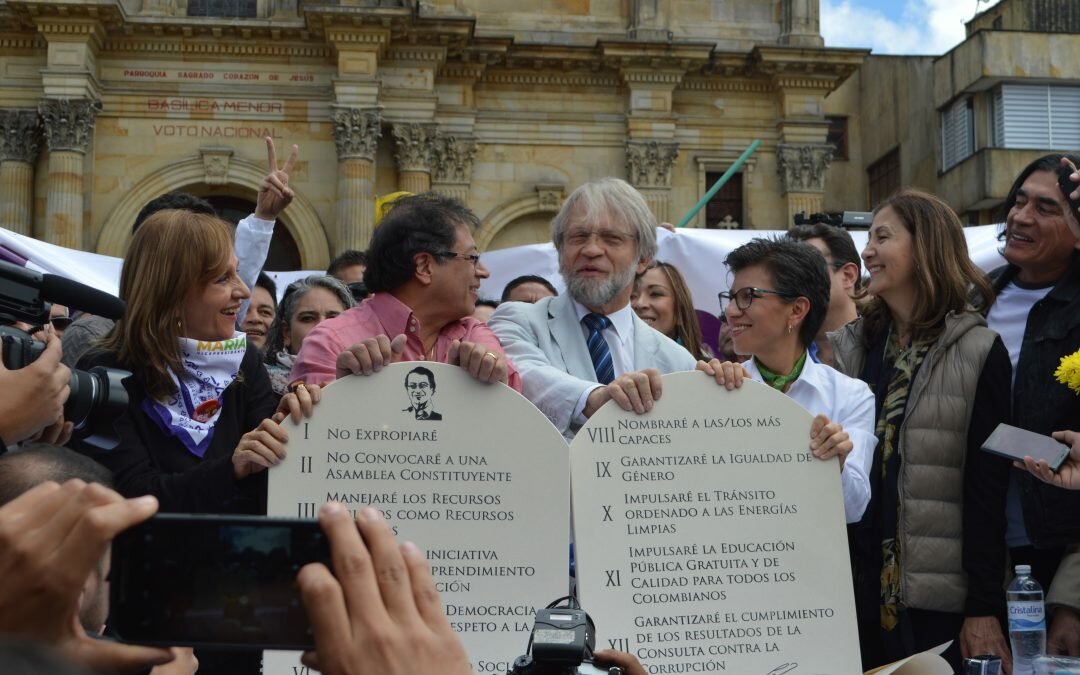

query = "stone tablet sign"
[
  {"left": 571, "top": 373, "right": 860, "bottom": 675},
  {"left": 264, "top": 363, "right": 570, "bottom": 675}
]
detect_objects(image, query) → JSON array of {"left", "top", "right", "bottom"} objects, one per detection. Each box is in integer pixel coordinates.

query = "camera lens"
[{"left": 66, "top": 366, "right": 129, "bottom": 447}]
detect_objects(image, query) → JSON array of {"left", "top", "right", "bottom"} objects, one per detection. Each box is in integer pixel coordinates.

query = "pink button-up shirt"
[{"left": 290, "top": 292, "right": 522, "bottom": 392}]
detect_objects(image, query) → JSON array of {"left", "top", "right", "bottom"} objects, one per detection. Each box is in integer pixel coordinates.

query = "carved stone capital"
[
  {"left": 431, "top": 133, "right": 477, "bottom": 185},
  {"left": 332, "top": 107, "right": 381, "bottom": 161},
  {"left": 200, "top": 146, "right": 233, "bottom": 185},
  {"left": 392, "top": 123, "right": 437, "bottom": 173},
  {"left": 0, "top": 109, "right": 42, "bottom": 164},
  {"left": 776, "top": 143, "right": 834, "bottom": 194},
  {"left": 38, "top": 98, "right": 101, "bottom": 154},
  {"left": 626, "top": 140, "right": 679, "bottom": 189},
  {"left": 536, "top": 184, "right": 566, "bottom": 212}
]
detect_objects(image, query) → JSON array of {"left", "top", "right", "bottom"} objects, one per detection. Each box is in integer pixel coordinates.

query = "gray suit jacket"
[{"left": 489, "top": 294, "right": 698, "bottom": 440}]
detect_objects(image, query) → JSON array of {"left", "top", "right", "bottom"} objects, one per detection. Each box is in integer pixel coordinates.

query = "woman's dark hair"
[
  {"left": 724, "top": 237, "right": 830, "bottom": 350},
  {"left": 363, "top": 193, "right": 480, "bottom": 294}
]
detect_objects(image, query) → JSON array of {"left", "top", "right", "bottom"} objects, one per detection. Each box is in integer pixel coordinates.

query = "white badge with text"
[
  {"left": 571, "top": 373, "right": 860, "bottom": 675},
  {"left": 264, "top": 362, "right": 571, "bottom": 675}
]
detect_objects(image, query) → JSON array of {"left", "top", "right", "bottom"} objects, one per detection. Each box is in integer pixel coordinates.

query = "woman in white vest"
[{"left": 830, "top": 189, "right": 1012, "bottom": 671}]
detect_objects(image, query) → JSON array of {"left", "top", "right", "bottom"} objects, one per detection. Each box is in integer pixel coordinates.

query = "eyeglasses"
[
  {"left": 718, "top": 311, "right": 728, "bottom": 325},
  {"left": 564, "top": 228, "right": 636, "bottom": 249},
  {"left": 717, "top": 287, "right": 798, "bottom": 311},
  {"left": 435, "top": 251, "right": 482, "bottom": 267}
]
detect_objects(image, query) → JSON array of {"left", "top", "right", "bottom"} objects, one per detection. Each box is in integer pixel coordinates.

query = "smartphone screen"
[
  {"left": 109, "top": 514, "right": 330, "bottom": 650},
  {"left": 981, "top": 423, "right": 1071, "bottom": 471}
]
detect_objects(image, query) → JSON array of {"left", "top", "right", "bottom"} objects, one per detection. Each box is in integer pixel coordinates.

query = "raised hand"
[{"left": 255, "top": 136, "right": 298, "bottom": 221}]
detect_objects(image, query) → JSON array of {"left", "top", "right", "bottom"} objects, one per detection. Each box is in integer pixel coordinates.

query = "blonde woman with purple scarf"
[{"left": 72, "top": 209, "right": 319, "bottom": 515}]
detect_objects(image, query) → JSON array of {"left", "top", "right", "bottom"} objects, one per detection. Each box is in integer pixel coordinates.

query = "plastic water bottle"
[{"left": 1007, "top": 564, "right": 1047, "bottom": 675}]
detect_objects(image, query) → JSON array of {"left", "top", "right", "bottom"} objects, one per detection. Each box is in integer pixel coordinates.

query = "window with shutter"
[{"left": 941, "top": 97, "right": 974, "bottom": 171}]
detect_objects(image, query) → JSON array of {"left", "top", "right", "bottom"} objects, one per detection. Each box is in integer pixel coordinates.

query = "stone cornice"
[
  {"left": 325, "top": 26, "right": 391, "bottom": 53},
  {"left": 439, "top": 62, "right": 486, "bottom": 81},
  {"left": 386, "top": 44, "right": 447, "bottom": 66},
  {"left": 103, "top": 36, "right": 329, "bottom": 58},
  {"left": 619, "top": 67, "right": 685, "bottom": 87},
  {"left": 6, "top": 0, "right": 126, "bottom": 32},
  {"left": 35, "top": 17, "right": 105, "bottom": 50},
  {"left": 750, "top": 45, "right": 867, "bottom": 92},
  {"left": 0, "top": 33, "right": 47, "bottom": 50},
  {"left": 681, "top": 76, "right": 773, "bottom": 93},
  {"left": 481, "top": 70, "right": 620, "bottom": 88},
  {"left": 600, "top": 40, "right": 713, "bottom": 71}
]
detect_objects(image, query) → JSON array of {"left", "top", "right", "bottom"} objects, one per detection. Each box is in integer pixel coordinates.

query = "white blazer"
[{"left": 489, "top": 294, "right": 698, "bottom": 440}]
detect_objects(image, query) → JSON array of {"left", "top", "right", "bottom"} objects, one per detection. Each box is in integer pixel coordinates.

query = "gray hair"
[
  {"left": 265, "top": 275, "right": 356, "bottom": 360},
  {"left": 550, "top": 177, "right": 658, "bottom": 262}
]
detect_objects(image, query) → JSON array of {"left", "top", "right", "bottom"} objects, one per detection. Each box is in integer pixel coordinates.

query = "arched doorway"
[
  {"left": 96, "top": 155, "right": 330, "bottom": 270},
  {"left": 199, "top": 194, "right": 302, "bottom": 270}
]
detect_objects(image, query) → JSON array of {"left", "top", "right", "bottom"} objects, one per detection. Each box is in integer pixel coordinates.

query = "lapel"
[
  {"left": 629, "top": 311, "right": 658, "bottom": 370},
  {"left": 548, "top": 294, "right": 596, "bottom": 380}
]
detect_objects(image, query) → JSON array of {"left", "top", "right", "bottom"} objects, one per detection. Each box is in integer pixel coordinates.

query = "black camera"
[
  {"left": 793, "top": 211, "right": 873, "bottom": 229},
  {"left": 508, "top": 607, "right": 622, "bottom": 675},
  {"left": 0, "top": 260, "right": 129, "bottom": 447}
]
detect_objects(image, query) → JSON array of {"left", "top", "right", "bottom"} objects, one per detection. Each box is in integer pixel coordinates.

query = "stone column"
[
  {"left": 392, "top": 123, "right": 436, "bottom": 194},
  {"left": 332, "top": 107, "right": 381, "bottom": 252},
  {"left": 626, "top": 139, "right": 679, "bottom": 223},
  {"left": 776, "top": 143, "right": 835, "bottom": 223},
  {"left": 780, "top": 0, "right": 824, "bottom": 47},
  {"left": 39, "top": 98, "right": 101, "bottom": 249},
  {"left": 0, "top": 110, "right": 42, "bottom": 236},
  {"left": 430, "top": 132, "right": 477, "bottom": 203}
]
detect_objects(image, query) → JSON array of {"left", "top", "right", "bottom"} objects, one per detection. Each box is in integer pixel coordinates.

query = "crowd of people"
[{"left": 1, "top": 140, "right": 1079, "bottom": 675}]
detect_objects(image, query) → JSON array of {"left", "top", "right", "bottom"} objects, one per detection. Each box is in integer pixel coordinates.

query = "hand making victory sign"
[{"left": 254, "top": 136, "right": 299, "bottom": 221}]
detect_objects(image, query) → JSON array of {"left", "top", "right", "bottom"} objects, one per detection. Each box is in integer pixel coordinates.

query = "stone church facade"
[{"left": 0, "top": 0, "right": 866, "bottom": 269}]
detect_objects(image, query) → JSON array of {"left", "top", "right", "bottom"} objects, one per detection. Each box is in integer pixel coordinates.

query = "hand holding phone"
[
  {"left": 1019, "top": 430, "right": 1080, "bottom": 491},
  {"left": 981, "top": 423, "right": 1071, "bottom": 471}
]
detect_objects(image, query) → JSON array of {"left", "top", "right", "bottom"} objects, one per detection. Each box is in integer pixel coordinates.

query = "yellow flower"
[{"left": 1056, "top": 350, "right": 1080, "bottom": 395}]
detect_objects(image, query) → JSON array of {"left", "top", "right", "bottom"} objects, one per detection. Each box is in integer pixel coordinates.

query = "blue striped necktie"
[{"left": 582, "top": 313, "right": 614, "bottom": 384}]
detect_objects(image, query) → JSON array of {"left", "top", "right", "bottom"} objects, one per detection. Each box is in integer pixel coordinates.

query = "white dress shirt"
[{"left": 744, "top": 355, "right": 875, "bottom": 523}]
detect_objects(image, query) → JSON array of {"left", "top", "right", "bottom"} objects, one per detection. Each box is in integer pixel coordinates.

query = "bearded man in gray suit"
[{"left": 489, "top": 177, "right": 697, "bottom": 440}]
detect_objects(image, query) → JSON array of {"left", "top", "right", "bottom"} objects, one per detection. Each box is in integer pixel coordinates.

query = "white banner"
[{"left": 0, "top": 225, "right": 1006, "bottom": 312}]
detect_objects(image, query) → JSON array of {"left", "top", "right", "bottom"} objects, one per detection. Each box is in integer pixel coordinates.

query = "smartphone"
[
  {"left": 109, "top": 513, "right": 330, "bottom": 650},
  {"left": 981, "top": 423, "right": 1071, "bottom": 472}
]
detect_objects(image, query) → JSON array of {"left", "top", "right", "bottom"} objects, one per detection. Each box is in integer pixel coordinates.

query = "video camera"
[
  {"left": 508, "top": 603, "right": 622, "bottom": 675},
  {"left": 793, "top": 211, "right": 873, "bottom": 229},
  {"left": 0, "top": 259, "right": 129, "bottom": 447}
]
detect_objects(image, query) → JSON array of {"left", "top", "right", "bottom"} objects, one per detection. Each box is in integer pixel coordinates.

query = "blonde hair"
[{"left": 102, "top": 209, "right": 235, "bottom": 400}]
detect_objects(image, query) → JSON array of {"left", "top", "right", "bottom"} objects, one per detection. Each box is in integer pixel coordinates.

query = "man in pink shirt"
[{"left": 290, "top": 193, "right": 521, "bottom": 392}]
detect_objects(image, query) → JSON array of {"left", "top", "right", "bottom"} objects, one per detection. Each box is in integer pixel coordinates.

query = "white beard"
[{"left": 562, "top": 261, "right": 637, "bottom": 310}]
